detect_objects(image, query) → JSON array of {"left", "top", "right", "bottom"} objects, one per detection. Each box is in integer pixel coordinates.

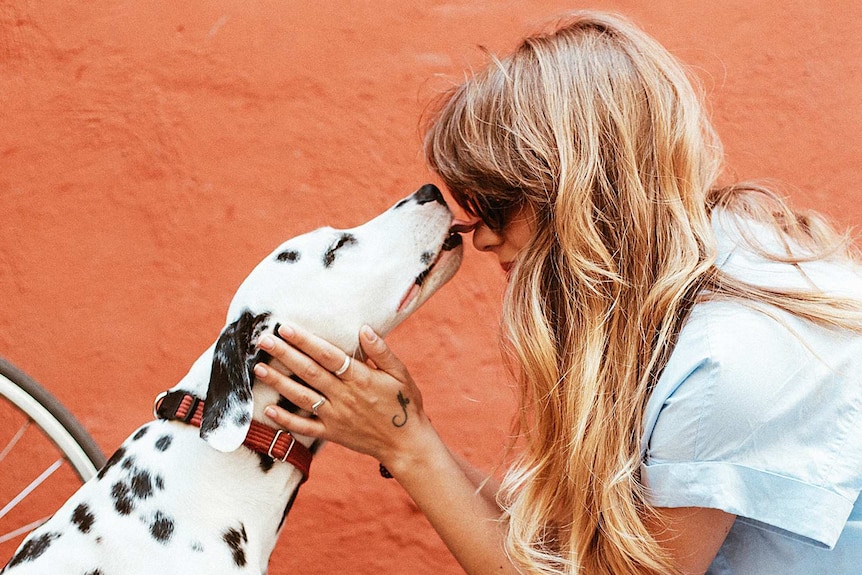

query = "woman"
[{"left": 253, "top": 11, "right": 862, "bottom": 575}]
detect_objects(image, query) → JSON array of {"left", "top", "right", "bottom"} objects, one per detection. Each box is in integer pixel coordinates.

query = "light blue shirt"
[{"left": 641, "top": 212, "right": 862, "bottom": 574}]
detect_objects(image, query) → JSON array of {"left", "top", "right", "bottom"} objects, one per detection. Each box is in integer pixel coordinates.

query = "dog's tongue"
[{"left": 397, "top": 282, "right": 421, "bottom": 313}]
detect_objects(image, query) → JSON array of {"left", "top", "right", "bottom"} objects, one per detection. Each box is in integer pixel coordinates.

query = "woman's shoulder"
[
  {"left": 642, "top": 296, "right": 862, "bottom": 549},
  {"left": 712, "top": 208, "right": 862, "bottom": 297},
  {"left": 645, "top": 295, "right": 862, "bottom": 460}
]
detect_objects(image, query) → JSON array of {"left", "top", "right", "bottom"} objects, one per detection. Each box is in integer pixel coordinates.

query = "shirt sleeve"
[{"left": 641, "top": 301, "right": 862, "bottom": 549}]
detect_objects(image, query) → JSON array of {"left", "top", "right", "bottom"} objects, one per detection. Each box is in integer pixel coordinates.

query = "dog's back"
[{"left": 4, "top": 419, "right": 304, "bottom": 573}]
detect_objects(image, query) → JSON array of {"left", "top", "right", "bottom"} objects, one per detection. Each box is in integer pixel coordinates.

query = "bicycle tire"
[{"left": 0, "top": 356, "right": 105, "bottom": 480}]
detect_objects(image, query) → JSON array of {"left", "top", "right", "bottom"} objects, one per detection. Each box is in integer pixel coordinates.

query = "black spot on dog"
[
  {"left": 111, "top": 481, "right": 134, "bottom": 515},
  {"left": 84, "top": 570, "right": 104, "bottom": 575},
  {"left": 150, "top": 511, "right": 175, "bottom": 544},
  {"left": 322, "top": 233, "right": 357, "bottom": 267},
  {"left": 191, "top": 541, "right": 204, "bottom": 552},
  {"left": 222, "top": 524, "right": 248, "bottom": 567},
  {"left": 97, "top": 446, "right": 126, "bottom": 479},
  {"left": 121, "top": 455, "right": 136, "bottom": 470},
  {"left": 421, "top": 251, "right": 434, "bottom": 265},
  {"left": 257, "top": 452, "right": 274, "bottom": 473},
  {"left": 71, "top": 503, "right": 96, "bottom": 534},
  {"left": 131, "top": 469, "right": 154, "bottom": 499},
  {"left": 133, "top": 426, "right": 149, "bottom": 441},
  {"left": 6, "top": 531, "right": 61, "bottom": 567},
  {"left": 276, "top": 249, "right": 300, "bottom": 263},
  {"left": 155, "top": 434, "right": 173, "bottom": 451},
  {"left": 155, "top": 474, "right": 165, "bottom": 490}
]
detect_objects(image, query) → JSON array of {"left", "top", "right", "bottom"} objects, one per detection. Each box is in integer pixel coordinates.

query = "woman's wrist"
[{"left": 377, "top": 414, "right": 445, "bottom": 480}]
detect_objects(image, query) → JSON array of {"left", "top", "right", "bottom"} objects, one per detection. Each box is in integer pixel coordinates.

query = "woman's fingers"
[
  {"left": 254, "top": 322, "right": 423, "bottom": 438},
  {"left": 253, "top": 363, "right": 324, "bottom": 412},
  {"left": 255, "top": 363, "right": 331, "bottom": 438},
  {"left": 276, "top": 323, "right": 359, "bottom": 379},
  {"left": 263, "top": 401, "right": 327, "bottom": 438},
  {"left": 258, "top": 333, "right": 348, "bottom": 397},
  {"left": 254, "top": 324, "right": 429, "bottom": 461},
  {"left": 359, "top": 325, "right": 409, "bottom": 382}
]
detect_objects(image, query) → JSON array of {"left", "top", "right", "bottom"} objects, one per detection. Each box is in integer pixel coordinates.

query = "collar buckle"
[{"left": 267, "top": 429, "right": 296, "bottom": 463}]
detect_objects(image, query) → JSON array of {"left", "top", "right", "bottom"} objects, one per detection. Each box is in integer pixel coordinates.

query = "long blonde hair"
[{"left": 424, "top": 11, "right": 862, "bottom": 575}]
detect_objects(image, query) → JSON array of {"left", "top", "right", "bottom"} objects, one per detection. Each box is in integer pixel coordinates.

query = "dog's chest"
[{"left": 5, "top": 420, "right": 303, "bottom": 573}]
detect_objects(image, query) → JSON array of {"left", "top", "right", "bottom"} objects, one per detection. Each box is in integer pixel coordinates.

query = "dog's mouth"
[{"left": 396, "top": 226, "right": 464, "bottom": 313}]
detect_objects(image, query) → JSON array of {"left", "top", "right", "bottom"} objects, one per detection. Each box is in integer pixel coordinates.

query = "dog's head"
[{"left": 200, "top": 184, "right": 464, "bottom": 451}]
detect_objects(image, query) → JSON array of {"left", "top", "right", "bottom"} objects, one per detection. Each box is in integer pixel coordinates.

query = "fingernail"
[
  {"left": 264, "top": 406, "right": 277, "bottom": 419},
  {"left": 278, "top": 323, "right": 295, "bottom": 339},
  {"left": 361, "top": 325, "right": 378, "bottom": 342},
  {"left": 254, "top": 364, "right": 267, "bottom": 377},
  {"left": 259, "top": 335, "right": 275, "bottom": 350}
]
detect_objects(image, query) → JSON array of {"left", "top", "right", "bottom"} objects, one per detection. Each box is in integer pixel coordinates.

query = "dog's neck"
[
  {"left": 155, "top": 346, "right": 320, "bottom": 567},
  {"left": 170, "top": 344, "right": 320, "bottom": 452}
]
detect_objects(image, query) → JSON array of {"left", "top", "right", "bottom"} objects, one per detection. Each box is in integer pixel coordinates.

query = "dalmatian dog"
[{"left": 3, "top": 184, "right": 464, "bottom": 574}]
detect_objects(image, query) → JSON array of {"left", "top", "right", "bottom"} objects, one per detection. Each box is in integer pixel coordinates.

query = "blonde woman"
[{"left": 254, "top": 11, "right": 862, "bottom": 575}]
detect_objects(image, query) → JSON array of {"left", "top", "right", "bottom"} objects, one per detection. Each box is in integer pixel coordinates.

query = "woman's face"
[{"left": 459, "top": 204, "right": 536, "bottom": 272}]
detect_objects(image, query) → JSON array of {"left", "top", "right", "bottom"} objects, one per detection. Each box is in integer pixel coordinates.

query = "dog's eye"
[{"left": 322, "top": 233, "right": 357, "bottom": 268}]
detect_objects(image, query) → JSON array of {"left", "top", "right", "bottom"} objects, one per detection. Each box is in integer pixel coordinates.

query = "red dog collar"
[{"left": 154, "top": 391, "right": 312, "bottom": 482}]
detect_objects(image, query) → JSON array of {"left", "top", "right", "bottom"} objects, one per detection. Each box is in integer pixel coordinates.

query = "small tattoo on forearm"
[{"left": 392, "top": 391, "right": 410, "bottom": 427}]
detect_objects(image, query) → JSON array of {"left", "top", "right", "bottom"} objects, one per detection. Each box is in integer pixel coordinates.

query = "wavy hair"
[{"left": 424, "top": 11, "right": 862, "bottom": 575}]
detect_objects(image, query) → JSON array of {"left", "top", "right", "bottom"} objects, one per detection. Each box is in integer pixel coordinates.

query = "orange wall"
[{"left": 1, "top": 1, "right": 861, "bottom": 572}]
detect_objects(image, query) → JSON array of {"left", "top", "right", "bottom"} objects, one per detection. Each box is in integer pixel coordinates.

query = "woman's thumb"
[{"left": 359, "top": 325, "right": 408, "bottom": 379}]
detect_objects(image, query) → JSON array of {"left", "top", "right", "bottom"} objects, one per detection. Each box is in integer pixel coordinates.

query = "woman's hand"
[
  {"left": 253, "top": 323, "right": 430, "bottom": 469},
  {"left": 256, "top": 323, "right": 517, "bottom": 575}
]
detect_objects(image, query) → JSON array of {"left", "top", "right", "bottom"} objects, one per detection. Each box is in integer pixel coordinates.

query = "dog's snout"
[{"left": 413, "top": 184, "right": 446, "bottom": 206}]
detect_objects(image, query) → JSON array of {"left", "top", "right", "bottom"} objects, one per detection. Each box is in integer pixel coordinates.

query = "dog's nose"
[{"left": 414, "top": 184, "right": 446, "bottom": 206}]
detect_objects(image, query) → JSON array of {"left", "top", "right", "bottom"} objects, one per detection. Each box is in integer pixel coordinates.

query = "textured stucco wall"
[{"left": 1, "top": 1, "right": 861, "bottom": 572}]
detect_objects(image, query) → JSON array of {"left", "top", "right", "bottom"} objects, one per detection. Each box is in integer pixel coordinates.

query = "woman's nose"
[
  {"left": 449, "top": 216, "right": 500, "bottom": 252},
  {"left": 470, "top": 222, "right": 502, "bottom": 252}
]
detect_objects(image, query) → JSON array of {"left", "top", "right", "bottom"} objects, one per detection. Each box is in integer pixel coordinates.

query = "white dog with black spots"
[{"left": 3, "top": 184, "right": 463, "bottom": 574}]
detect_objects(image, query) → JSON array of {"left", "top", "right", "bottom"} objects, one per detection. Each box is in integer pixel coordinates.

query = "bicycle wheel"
[{"left": 0, "top": 356, "right": 106, "bottom": 557}]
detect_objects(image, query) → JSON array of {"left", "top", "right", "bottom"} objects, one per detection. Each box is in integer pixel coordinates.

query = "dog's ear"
[{"left": 200, "top": 310, "right": 271, "bottom": 452}]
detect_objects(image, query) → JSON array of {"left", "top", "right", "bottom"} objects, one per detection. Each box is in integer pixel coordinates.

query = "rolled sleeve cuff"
[{"left": 642, "top": 460, "right": 856, "bottom": 549}]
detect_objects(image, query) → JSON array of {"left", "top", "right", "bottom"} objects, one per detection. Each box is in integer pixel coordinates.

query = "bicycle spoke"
[
  {"left": 0, "top": 516, "right": 50, "bottom": 545},
  {"left": 0, "top": 458, "right": 63, "bottom": 521},
  {"left": 0, "top": 419, "right": 31, "bottom": 463},
  {"left": 1, "top": 360, "right": 106, "bottom": 551}
]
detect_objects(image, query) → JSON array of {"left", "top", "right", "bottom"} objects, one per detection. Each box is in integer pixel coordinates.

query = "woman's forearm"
[
  {"left": 383, "top": 424, "right": 519, "bottom": 575},
  {"left": 255, "top": 324, "right": 516, "bottom": 573},
  {"left": 449, "top": 449, "right": 503, "bottom": 505}
]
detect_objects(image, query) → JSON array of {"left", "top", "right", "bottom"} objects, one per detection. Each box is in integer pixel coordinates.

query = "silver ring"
[
  {"left": 333, "top": 356, "right": 351, "bottom": 377},
  {"left": 311, "top": 397, "right": 326, "bottom": 416}
]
